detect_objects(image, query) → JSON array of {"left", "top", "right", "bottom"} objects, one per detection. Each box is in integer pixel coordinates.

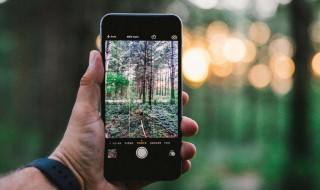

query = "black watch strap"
[{"left": 25, "top": 158, "right": 81, "bottom": 190}]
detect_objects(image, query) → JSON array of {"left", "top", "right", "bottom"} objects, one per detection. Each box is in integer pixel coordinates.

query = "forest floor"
[{"left": 105, "top": 102, "right": 178, "bottom": 138}]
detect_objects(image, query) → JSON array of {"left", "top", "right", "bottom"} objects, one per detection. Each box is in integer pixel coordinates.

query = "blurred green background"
[{"left": 1, "top": 0, "right": 320, "bottom": 189}]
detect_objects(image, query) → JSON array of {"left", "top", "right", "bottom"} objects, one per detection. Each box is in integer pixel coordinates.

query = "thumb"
[{"left": 70, "top": 50, "right": 104, "bottom": 125}]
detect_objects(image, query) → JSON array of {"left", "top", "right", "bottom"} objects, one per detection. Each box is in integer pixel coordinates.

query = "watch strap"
[{"left": 25, "top": 158, "right": 81, "bottom": 190}]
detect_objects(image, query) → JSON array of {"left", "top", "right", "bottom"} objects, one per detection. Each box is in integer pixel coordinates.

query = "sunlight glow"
[
  {"left": 178, "top": 19, "right": 297, "bottom": 90},
  {"left": 223, "top": 37, "right": 247, "bottom": 63},
  {"left": 269, "top": 55, "right": 295, "bottom": 79},
  {"left": 249, "top": 22, "right": 271, "bottom": 46},
  {"left": 183, "top": 48, "right": 210, "bottom": 87},
  {"left": 0, "top": 0, "right": 7, "bottom": 4},
  {"left": 248, "top": 64, "right": 272, "bottom": 89},
  {"left": 311, "top": 52, "right": 320, "bottom": 77}
]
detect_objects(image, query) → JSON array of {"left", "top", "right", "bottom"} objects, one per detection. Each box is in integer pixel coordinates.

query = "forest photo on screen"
[{"left": 105, "top": 40, "right": 179, "bottom": 138}]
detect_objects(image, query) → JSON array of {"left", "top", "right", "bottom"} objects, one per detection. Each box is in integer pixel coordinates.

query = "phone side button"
[{"left": 136, "top": 147, "right": 148, "bottom": 159}]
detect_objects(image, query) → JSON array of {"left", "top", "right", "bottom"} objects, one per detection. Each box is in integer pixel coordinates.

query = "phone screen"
[{"left": 100, "top": 14, "right": 182, "bottom": 180}]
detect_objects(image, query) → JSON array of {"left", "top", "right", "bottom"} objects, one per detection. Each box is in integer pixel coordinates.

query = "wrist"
[
  {"left": 49, "top": 153, "right": 85, "bottom": 190},
  {"left": 22, "top": 167, "right": 59, "bottom": 190},
  {"left": 0, "top": 167, "right": 58, "bottom": 190}
]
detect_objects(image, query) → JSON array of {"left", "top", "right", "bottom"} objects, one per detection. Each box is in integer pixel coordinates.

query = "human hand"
[{"left": 49, "top": 50, "right": 199, "bottom": 190}]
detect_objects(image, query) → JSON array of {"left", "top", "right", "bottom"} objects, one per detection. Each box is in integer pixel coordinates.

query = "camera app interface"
[{"left": 104, "top": 40, "right": 179, "bottom": 139}]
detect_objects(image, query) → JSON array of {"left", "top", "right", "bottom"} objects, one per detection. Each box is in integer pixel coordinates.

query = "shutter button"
[{"left": 136, "top": 147, "right": 148, "bottom": 159}]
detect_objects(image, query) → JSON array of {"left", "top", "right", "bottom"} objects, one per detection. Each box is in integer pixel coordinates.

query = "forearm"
[{"left": 0, "top": 167, "right": 58, "bottom": 190}]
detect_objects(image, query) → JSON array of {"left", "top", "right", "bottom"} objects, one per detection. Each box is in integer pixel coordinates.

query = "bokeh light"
[
  {"left": 278, "top": 0, "right": 292, "bottom": 5},
  {"left": 183, "top": 47, "right": 210, "bottom": 87},
  {"left": 243, "top": 40, "right": 257, "bottom": 63},
  {"left": 248, "top": 64, "right": 272, "bottom": 88},
  {"left": 253, "top": 0, "right": 279, "bottom": 19},
  {"left": 183, "top": 28, "right": 193, "bottom": 51},
  {"left": 220, "top": 0, "right": 250, "bottom": 11},
  {"left": 209, "top": 34, "right": 228, "bottom": 66},
  {"left": 212, "top": 62, "right": 233, "bottom": 78},
  {"left": 207, "top": 22, "right": 230, "bottom": 66},
  {"left": 269, "top": 35, "right": 295, "bottom": 57},
  {"left": 309, "top": 21, "right": 320, "bottom": 44},
  {"left": 269, "top": 55, "right": 295, "bottom": 79},
  {"left": 271, "top": 77, "right": 293, "bottom": 96},
  {"left": 192, "top": 35, "right": 208, "bottom": 48},
  {"left": 188, "top": 0, "right": 218, "bottom": 9},
  {"left": 249, "top": 21, "right": 271, "bottom": 46},
  {"left": 206, "top": 21, "right": 230, "bottom": 41},
  {"left": 167, "top": 1, "right": 189, "bottom": 22},
  {"left": 311, "top": 52, "right": 320, "bottom": 77},
  {"left": 222, "top": 36, "right": 247, "bottom": 63},
  {"left": 180, "top": 19, "right": 295, "bottom": 95}
]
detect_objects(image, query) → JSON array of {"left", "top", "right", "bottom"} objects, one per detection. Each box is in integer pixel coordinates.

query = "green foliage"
[
  {"left": 106, "top": 72, "right": 129, "bottom": 94},
  {"left": 105, "top": 102, "right": 178, "bottom": 138}
]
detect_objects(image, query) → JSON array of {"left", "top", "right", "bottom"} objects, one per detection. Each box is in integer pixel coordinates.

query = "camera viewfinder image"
[
  {"left": 107, "top": 149, "right": 117, "bottom": 158},
  {"left": 105, "top": 40, "right": 179, "bottom": 138}
]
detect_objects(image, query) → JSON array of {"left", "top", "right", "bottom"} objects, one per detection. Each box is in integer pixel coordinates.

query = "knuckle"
[{"left": 80, "top": 76, "right": 92, "bottom": 86}]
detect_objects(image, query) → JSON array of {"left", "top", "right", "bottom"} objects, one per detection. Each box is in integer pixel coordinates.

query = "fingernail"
[{"left": 88, "top": 51, "right": 96, "bottom": 70}]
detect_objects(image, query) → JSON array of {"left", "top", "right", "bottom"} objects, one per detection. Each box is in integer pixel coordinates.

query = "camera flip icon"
[
  {"left": 171, "top": 35, "right": 177, "bottom": 40},
  {"left": 169, "top": 150, "right": 176, "bottom": 157}
]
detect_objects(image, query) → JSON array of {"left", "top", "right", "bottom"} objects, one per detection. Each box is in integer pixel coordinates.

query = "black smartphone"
[{"left": 100, "top": 13, "right": 182, "bottom": 181}]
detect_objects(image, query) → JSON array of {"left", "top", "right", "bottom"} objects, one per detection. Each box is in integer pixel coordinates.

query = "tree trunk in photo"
[
  {"left": 156, "top": 72, "right": 159, "bottom": 95},
  {"left": 164, "top": 69, "right": 169, "bottom": 96},
  {"left": 167, "top": 70, "right": 170, "bottom": 96},
  {"left": 142, "top": 41, "right": 148, "bottom": 103},
  {"left": 170, "top": 41, "right": 175, "bottom": 103},
  {"left": 105, "top": 40, "right": 111, "bottom": 100},
  {"left": 139, "top": 78, "right": 142, "bottom": 99},
  {"left": 105, "top": 40, "right": 111, "bottom": 62},
  {"left": 283, "top": 0, "right": 314, "bottom": 189},
  {"left": 149, "top": 41, "right": 153, "bottom": 109},
  {"left": 146, "top": 79, "right": 149, "bottom": 100},
  {"left": 167, "top": 60, "right": 171, "bottom": 96},
  {"left": 161, "top": 72, "right": 163, "bottom": 96},
  {"left": 115, "top": 45, "right": 120, "bottom": 73},
  {"left": 164, "top": 70, "right": 166, "bottom": 96}
]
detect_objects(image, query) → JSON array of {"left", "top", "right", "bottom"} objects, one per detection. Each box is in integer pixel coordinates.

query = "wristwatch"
[{"left": 25, "top": 158, "right": 81, "bottom": 190}]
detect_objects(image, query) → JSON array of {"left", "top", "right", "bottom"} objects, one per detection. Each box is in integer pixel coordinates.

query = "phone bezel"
[{"left": 100, "top": 13, "right": 182, "bottom": 181}]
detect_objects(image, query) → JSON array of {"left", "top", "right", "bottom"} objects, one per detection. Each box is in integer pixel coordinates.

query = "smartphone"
[{"left": 100, "top": 13, "right": 182, "bottom": 181}]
